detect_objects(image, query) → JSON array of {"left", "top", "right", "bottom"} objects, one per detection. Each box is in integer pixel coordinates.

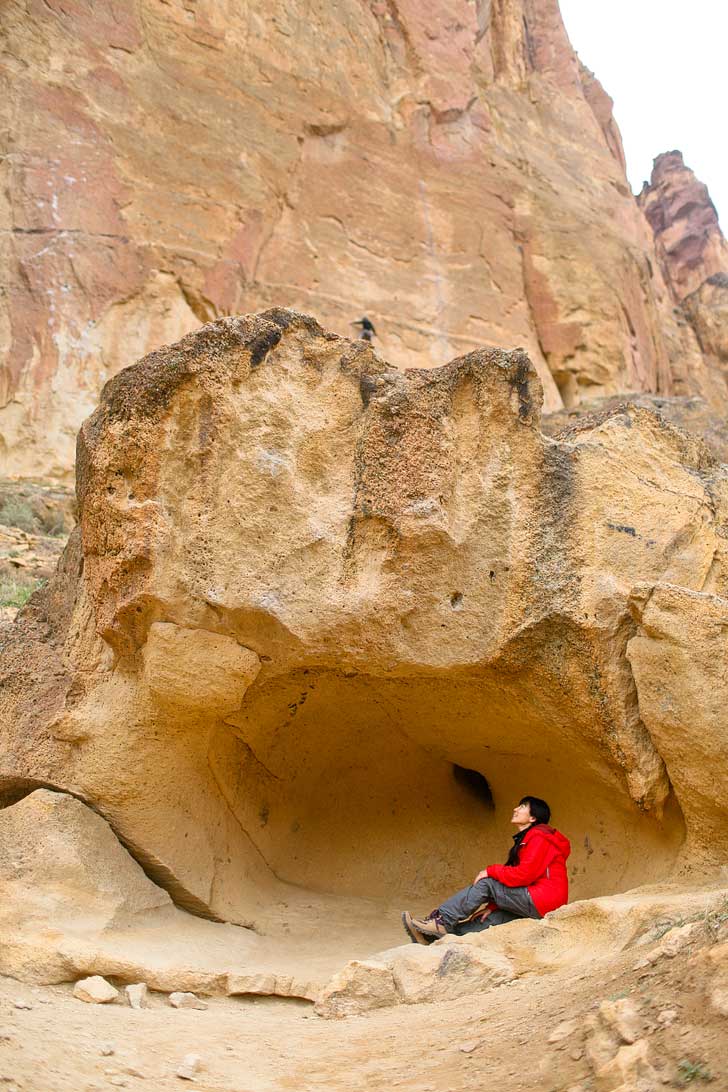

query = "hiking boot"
[
  {"left": 412, "top": 914, "right": 448, "bottom": 939},
  {"left": 401, "top": 910, "right": 434, "bottom": 945},
  {"left": 401, "top": 908, "right": 447, "bottom": 943}
]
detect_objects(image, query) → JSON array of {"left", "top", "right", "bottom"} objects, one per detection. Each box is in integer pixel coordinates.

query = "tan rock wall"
[
  {"left": 1, "top": 312, "right": 726, "bottom": 927},
  {"left": 682, "top": 274, "right": 728, "bottom": 407},
  {"left": 0, "top": 0, "right": 716, "bottom": 477},
  {"left": 628, "top": 582, "right": 728, "bottom": 866}
]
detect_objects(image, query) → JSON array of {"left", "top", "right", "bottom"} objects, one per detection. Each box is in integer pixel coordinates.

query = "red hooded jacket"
[{"left": 485, "top": 824, "right": 571, "bottom": 917}]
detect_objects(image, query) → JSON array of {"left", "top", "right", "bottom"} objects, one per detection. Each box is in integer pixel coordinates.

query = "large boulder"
[
  {"left": 0, "top": 788, "right": 169, "bottom": 920},
  {"left": 1, "top": 310, "right": 727, "bottom": 939},
  {"left": 0, "top": 788, "right": 333, "bottom": 998},
  {"left": 314, "top": 941, "right": 514, "bottom": 1017},
  {"left": 314, "top": 882, "right": 728, "bottom": 1017},
  {"left": 0, "top": 788, "right": 169, "bottom": 980}
]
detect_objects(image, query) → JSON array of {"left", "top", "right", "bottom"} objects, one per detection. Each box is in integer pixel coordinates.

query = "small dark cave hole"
[{"left": 452, "top": 765, "right": 495, "bottom": 810}]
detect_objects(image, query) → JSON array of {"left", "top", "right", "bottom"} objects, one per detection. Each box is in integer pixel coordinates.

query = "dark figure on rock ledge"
[
  {"left": 402, "top": 796, "right": 571, "bottom": 943},
  {"left": 352, "top": 316, "right": 377, "bottom": 341}
]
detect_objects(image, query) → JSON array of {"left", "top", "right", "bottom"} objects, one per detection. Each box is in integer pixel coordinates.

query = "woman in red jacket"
[{"left": 402, "top": 796, "right": 571, "bottom": 944}]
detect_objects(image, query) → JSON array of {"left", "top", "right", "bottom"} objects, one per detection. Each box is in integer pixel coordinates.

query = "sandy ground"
[{"left": 2, "top": 917, "right": 727, "bottom": 1092}]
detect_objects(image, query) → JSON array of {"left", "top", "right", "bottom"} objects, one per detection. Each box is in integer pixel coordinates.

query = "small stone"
[
  {"left": 657, "top": 1008, "right": 677, "bottom": 1026},
  {"left": 596, "top": 1039, "right": 658, "bottom": 1089},
  {"left": 569, "top": 1047, "right": 583, "bottom": 1061},
  {"left": 100, "top": 1044, "right": 115, "bottom": 1057},
  {"left": 709, "top": 986, "right": 728, "bottom": 1017},
  {"left": 13, "top": 1001, "right": 32, "bottom": 1010},
  {"left": 176, "top": 1054, "right": 202, "bottom": 1080},
  {"left": 459, "top": 1041, "right": 480, "bottom": 1054},
  {"left": 125, "top": 983, "right": 148, "bottom": 1010},
  {"left": 123, "top": 1064, "right": 146, "bottom": 1078},
  {"left": 73, "top": 976, "right": 119, "bottom": 1005},
  {"left": 109, "top": 1080, "right": 127, "bottom": 1088},
  {"left": 597, "top": 997, "right": 640, "bottom": 1044},
  {"left": 169, "top": 992, "right": 208, "bottom": 1011},
  {"left": 654, "top": 922, "right": 701, "bottom": 959},
  {"left": 632, "top": 958, "right": 651, "bottom": 971},
  {"left": 548, "top": 1019, "right": 577, "bottom": 1044}
]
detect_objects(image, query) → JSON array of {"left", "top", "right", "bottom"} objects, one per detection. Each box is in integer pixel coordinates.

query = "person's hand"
[
  {"left": 476, "top": 907, "right": 493, "bottom": 923},
  {"left": 473, "top": 869, "right": 489, "bottom": 883}
]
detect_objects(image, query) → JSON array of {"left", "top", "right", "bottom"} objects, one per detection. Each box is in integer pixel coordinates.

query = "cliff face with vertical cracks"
[
  {"left": 638, "top": 152, "right": 728, "bottom": 411},
  {"left": 2, "top": 313, "right": 727, "bottom": 953},
  {"left": 1, "top": 0, "right": 721, "bottom": 478},
  {"left": 639, "top": 151, "right": 728, "bottom": 303}
]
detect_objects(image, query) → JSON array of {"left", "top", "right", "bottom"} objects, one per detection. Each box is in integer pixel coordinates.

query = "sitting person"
[{"left": 402, "top": 795, "right": 570, "bottom": 943}]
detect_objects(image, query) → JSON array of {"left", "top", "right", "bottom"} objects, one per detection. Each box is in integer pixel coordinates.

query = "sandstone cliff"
[
  {"left": 2, "top": 313, "right": 727, "bottom": 939},
  {"left": 1, "top": 0, "right": 722, "bottom": 477}
]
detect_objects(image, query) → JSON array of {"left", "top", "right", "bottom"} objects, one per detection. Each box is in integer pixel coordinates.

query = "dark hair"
[
  {"left": 505, "top": 796, "right": 552, "bottom": 867},
  {"left": 520, "top": 795, "right": 551, "bottom": 825}
]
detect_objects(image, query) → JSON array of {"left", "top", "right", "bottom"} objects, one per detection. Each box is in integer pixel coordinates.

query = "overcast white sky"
[{"left": 560, "top": 0, "right": 727, "bottom": 227}]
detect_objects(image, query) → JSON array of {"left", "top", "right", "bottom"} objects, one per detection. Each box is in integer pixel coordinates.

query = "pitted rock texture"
[
  {"left": 1, "top": 0, "right": 722, "bottom": 476},
  {"left": 1, "top": 311, "right": 728, "bottom": 934},
  {"left": 543, "top": 391, "right": 728, "bottom": 466}
]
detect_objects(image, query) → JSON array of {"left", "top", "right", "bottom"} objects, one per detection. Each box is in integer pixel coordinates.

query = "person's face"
[{"left": 511, "top": 801, "right": 533, "bottom": 826}]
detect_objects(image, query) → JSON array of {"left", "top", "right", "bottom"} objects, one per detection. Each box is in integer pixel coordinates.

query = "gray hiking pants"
[{"left": 438, "top": 876, "right": 541, "bottom": 935}]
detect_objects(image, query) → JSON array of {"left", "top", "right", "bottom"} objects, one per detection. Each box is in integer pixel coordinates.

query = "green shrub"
[
  {"left": 0, "top": 577, "right": 43, "bottom": 609},
  {"left": 677, "top": 1059, "right": 712, "bottom": 1084},
  {"left": 0, "top": 498, "right": 37, "bottom": 533}
]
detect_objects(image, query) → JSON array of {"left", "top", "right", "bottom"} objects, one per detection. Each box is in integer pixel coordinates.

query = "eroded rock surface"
[
  {"left": 1, "top": 0, "right": 722, "bottom": 476},
  {"left": 0, "top": 787, "right": 334, "bottom": 998},
  {"left": 315, "top": 942, "right": 514, "bottom": 1017},
  {"left": 637, "top": 154, "right": 728, "bottom": 421},
  {"left": 638, "top": 152, "right": 728, "bottom": 303},
  {"left": 1, "top": 311, "right": 727, "bottom": 945},
  {"left": 315, "top": 882, "right": 728, "bottom": 1017},
  {"left": 0, "top": 788, "right": 169, "bottom": 981},
  {"left": 544, "top": 154, "right": 728, "bottom": 454},
  {"left": 543, "top": 392, "right": 728, "bottom": 465}
]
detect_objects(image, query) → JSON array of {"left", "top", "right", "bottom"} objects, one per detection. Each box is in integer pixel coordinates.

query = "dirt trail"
[{"left": 2, "top": 914, "right": 726, "bottom": 1092}]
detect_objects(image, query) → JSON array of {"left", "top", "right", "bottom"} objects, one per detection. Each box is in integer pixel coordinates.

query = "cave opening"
[
  {"left": 193, "top": 666, "right": 688, "bottom": 932},
  {"left": 0, "top": 654, "right": 688, "bottom": 966},
  {"left": 452, "top": 765, "right": 495, "bottom": 810}
]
